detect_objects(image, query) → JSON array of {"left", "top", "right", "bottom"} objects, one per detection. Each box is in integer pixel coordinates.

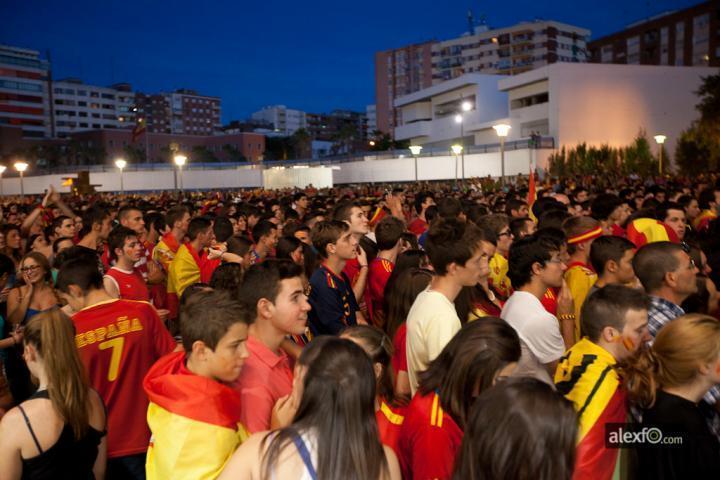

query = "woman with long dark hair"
[
  {"left": 276, "top": 236, "right": 305, "bottom": 267},
  {"left": 1, "top": 224, "right": 23, "bottom": 267},
  {"left": 619, "top": 314, "right": 720, "bottom": 478},
  {"left": 453, "top": 378, "right": 577, "bottom": 480},
  {"left": 384, "top": 268, "right": 433, "bottom": 398},
  {"left": 398, "top": 317, "right": 521, "bottom": 480},
  {"left": 0, "top": 310, "right": 107, "bottom": 479},
  {"left": 219, "top": 337, "right": 401, "bottom": 480},
  {"left": 342, "top": 325, "right": 406, "bottom": 454}
]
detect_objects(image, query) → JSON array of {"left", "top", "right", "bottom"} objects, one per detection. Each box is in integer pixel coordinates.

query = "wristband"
[{"left": 558, "top": 313, "right": 576, "bottom": 322}]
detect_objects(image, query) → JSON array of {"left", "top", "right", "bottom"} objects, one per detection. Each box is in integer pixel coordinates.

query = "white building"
[
  {"left": 52, "top": 79, "right": 135, "bottom": 137},
  {"left": 394, "top": 74, "right": 509, "bottom": 149},
  {"left": 395, "top": 63, "right": 716, "bottom": 164},
  {"left": 251, "top": 105, "right": 307, "bottom": 136}
]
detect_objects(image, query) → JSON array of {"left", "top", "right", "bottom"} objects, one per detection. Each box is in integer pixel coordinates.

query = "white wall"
[{"left": 0, "top": 149, "right": 552, "bottom": 195}]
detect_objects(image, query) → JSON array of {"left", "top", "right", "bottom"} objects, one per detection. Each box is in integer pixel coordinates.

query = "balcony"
[{"left": 394, "top": 120, "right": 433, "bottom": 141}]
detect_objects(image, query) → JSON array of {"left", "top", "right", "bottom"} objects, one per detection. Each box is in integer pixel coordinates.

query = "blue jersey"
[{"left": 307, "top": 264, "right": 359, "bottom": 336}]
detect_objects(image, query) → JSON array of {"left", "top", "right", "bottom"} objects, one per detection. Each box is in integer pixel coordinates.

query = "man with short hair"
[
  {"left": 407, "top": 192, "right": 435, "bottom": 236},
  {"left": 293, "top": 192, "right": 309, "bottom": 219},
  {"left": 332, "top": 201, "right": 370, "bottom": 301},
  {"left": 588, "top": 235, "right": 637, "bottom": 299},
  {"left": 555, "top": 285, "right": 650, "bottom": 480},
  {"left": 406, "top": 218, "right": 486, "bottom": 394},
  {"left": 505, "top": 198, "right": 529, "bottom": 218},
  {"left": 250, "top": 219, "right": 278, "bottom": 264},
  {"left": 235, "top": 260, "right": 310, "bottom": 433},
  {"left": 153, "top": 206, "right": 190, "bottom": 272},
  {"left": 144, "top": 290, "right": 253, "bottom": 479},
  {"left": 307, "top": 220, "right": 365, "bottom": 335},
  {"left": 77, "top": 205, "right": 113, "bottom": 273},
  {"left": 656, "top": 201, "right": 687, "bottom": 241},
  {"left": 103, "top": 226, "right": 149, "bottom": 301},
  {"left": 477, "top": 214, "right": 513, "bottom": 299},
  {"left": 509, "top": 217, "right": 536, "bottom": 239},
  {"left": 501, "top": 233, "right": 568, "bottom": 385},
  {"left": 56, "top": 258, "right": 176, "bottom": 479},
  {"left": 693, "top": 187, "right": 720, "bottom": 232},
  {"left": 633, "top": 241, "right": 698, "bottom": 337},
  {"left": 50, "top": 215, "right": 76, "bottom": 242},
  {"left": 366, "top": 216, "right": 405, "bottom": 325}
]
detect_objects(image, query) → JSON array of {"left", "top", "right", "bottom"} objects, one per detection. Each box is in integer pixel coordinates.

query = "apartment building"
[
  {"left": 251, "top": 105, "right": 307, "bottom": 136},
  {"left": 134, "top": 89, "right": 221, "bottom": 136},
  {"left": 0, "top": 45, "right": 51, "bottom": 138},
  {"left": 588, "top": 1, "right": 719, "bottom": 67}
]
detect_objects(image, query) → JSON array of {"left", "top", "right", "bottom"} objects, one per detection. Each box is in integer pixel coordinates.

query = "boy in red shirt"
[
  {"left": 366, "top": 216, "right": 405, "bottom": 326},
  {"left": 103, "top": 226, "right": 149, "bottom": 302},
  {"left": 56, "top": 258, "right": 176, "bottom": 480}
]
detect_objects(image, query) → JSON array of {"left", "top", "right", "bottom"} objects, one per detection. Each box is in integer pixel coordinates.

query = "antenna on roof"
[{"left": 467, "top": 9, "right": 474, "bottom": 35}]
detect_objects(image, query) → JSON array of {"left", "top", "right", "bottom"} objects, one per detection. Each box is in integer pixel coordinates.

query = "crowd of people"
[{"left": 0, "top": 173, "right": 718, "bottom": 479}]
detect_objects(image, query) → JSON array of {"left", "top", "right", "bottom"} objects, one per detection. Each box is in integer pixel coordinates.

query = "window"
[
  {"left": 90, "top": 91, "right": 99, "bottom": 97},
  {"left": 77, "top": 90, "right": 87, "bottom": 96}
]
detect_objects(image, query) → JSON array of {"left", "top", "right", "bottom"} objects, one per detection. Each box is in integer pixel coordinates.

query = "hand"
[
  {"left": 42, "top": 188, "right": 52, "bottom": 208},
  {"left": 48, "top": 185, "right": 60, "bottom": 204},
  {"left": 270, "top": 393, "right": 299, "bottom": 430},
  {"left": 0, "top": 287, "right": 10, "bottom": 303},
  {"left": 356, "top": 246, "right": 367, "bottom": 268},
  {"left": 207, "top": 247, "right": 224, "bottom": 260},
  {"left": 557, "top": 279, "right": 574, "bottom": 317},
  {"left": 146, "top": 261, "right": 165, "bottom": 284},
  {"left": 11, "top": 327, "right": 23, "bottom": 346}
]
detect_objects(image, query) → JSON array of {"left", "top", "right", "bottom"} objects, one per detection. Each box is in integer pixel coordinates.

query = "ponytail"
[
  {"left": 24, "top": 309, "right": 90, "bottom": 439},
  {"left": 618, "top": 347, "right": 660, "bottom": 409}
]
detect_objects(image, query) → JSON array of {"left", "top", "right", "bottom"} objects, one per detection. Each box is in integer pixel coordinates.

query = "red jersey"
[
  {"left": 408, "top": 218, "right": 428, "bottom": 237},
  {"left": 72, "top": 299, "right": 176, "bottom": 458},
  {"left": 104, "top": 266, "right": 150, "bottom": 302},
  {"left": 366, "top": 257, "right": 393, "bottom": 325},
  {"left": 342, "top": 257, "right": 361, "bottom": 287},
  {"left": 376, "top": 399, "right": 405, "bottom": 456},
  {"left": 541, "top": 287, "right": 559, "bottom": 316},
  {"left": 391, "top": 323, "right": 407, "bottom": 376},
  {"left": 398, "top": 390, "right": 463, "bottom": 480}
]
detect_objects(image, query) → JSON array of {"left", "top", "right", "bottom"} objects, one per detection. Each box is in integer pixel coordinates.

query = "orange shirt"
[
  {"left": 72, "top": 299, "right": 175, "bottom": 458},
  {"left": 376, "top": 399, "right": 405, "bottom": 456}
]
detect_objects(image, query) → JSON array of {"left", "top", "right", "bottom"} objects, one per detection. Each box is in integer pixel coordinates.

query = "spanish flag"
[
  {"left": 489, "top": 252, "right": 513, "bottom": 299},
  {"left": 692, "top": 209, "right": 717, "bottom": 232},
  {"left": 144, "top": 351, "right": 248, "bottom": 480},
  {"left": 166, "top": 243, "right": 219, "bottom": 319},
  {"left": 555, "top": 338, "right": 627, "bottom": 480},
  {"left": 527, "top": 169, "right": 537, "bottom": 223},
  {"left": 626, "top": 218, "right": 679, "bottom": 248}
]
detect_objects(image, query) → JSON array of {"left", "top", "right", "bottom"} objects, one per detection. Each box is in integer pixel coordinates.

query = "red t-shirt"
[
  {"left": 541, "top": 287, "right": 559, "bottom": 316},
  {"left": 342, "top": 257, "right": 361, "bottom": 287},
  {"left": 366, "top": 258, "right": 393, "bottom": 324},
  {"left": 408, "top": 218, "right": 428, "bottom": 237},
  {"left": 391, "top": 323, "right": 408, "bottom": 376},
  {"left": 72, "top": 299, "right": 176, "bottom": 458},
  {"left": 105, "top": 266, "right": 150, "bottom": 302},
  {"left": 376, "top": 399, "right": 405, "bottom": 456},
  {"left": 398, "top": 390, "right": 464, "bottom": 480}
]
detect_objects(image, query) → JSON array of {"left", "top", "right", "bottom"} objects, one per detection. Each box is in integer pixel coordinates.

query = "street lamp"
[
  {"left": 493, "top": 124, "right": 511, "bottom": 185},
  {"left": 654, "top": 134, "right": 667, "bottom": 175},
  {"left": 115, "top": 158, "right": 127, "bottom": 195},
  {"left": 0, "top": 165, "right": 6, "bottom": 196},
  {"left": 409, "top": 145, "right": 423, "bottom": 182},
  {"left": 14, "top": 161, "right": 28, "bottom": 201},
  {"left": 174, "top": 154, "right": 187, "bottom": 193},
  {"left": 451, "top": 144, "right": 463, "bottom": 184}
]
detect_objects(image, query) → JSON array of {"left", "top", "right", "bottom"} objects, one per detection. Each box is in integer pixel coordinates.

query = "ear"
[
  {"left": 191, "top": 340, "right": 210, "bottom": 361},
  {"left": 606, "top": 259, "right": 619, "bottom": 274},
  {"left": 446, "top": 262, "right": 459, "bottom": 277},
  {"left": 600, "top": 325, "right": 619, "bottom": 343},
  {"left": 373, "top": 362, "right": 383, "bottom": 380},
  {"left": 664, "top": 270, "right": 678, "bottom": 288},
  {"left": 530, "top": 261, "right": 544, "bottom": 276},
  {"left": 68, "top": 284, "right": 84, "bottom": 299},
  {"left": 257, "top": 298, "right": 274, "bottom": 319}
]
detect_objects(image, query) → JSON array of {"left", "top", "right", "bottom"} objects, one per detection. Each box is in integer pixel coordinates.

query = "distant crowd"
[{"left": 0, "top": 172, "right": 719, "bottom": 479}]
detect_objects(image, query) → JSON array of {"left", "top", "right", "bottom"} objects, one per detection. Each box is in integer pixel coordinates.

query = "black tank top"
[{"left": 18, "top": 390, "right": 105, "bottom": 480}]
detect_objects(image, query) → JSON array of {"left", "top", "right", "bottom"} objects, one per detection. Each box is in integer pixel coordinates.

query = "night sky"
[{"left": 1, "top": 0, "right": 701, "bottom": 122}]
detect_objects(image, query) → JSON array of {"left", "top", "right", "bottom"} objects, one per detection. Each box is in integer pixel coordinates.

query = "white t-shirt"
[
  {"left": 501, "top": 290, "right": 565, "bottom": 385},
  {"left": 406, "top": 288, "right": 462, "bottom": 395}
]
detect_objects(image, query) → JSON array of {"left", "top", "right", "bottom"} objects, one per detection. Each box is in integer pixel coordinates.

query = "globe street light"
[
  {"left": 115, "top": 158, "right": 127, "bottom": 195},
  {"left": 654, "top": 134, "right": 667, "bottom": 175},
  {"left": 493, "top": 124, "right": 511, "bottom": 185},
  {"left": 451, "top": 144, "right": 463, "bottom": 184},
  {"left": 14, "top": 161, "right": 28, "bottom": 201},
  {"left": 0, "top": 165, "right": 6, "bottom": 196},
  {"left": 174, "top": 154, "right": 187, "bottom": 193},
  {"left": 409, "top": 145, "right": 423, "bottom": 182}
]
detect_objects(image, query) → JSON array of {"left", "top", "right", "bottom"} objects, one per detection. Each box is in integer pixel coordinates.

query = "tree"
[
  {"left": 222, "top": 144, "right": 247, "bottom": 163},
  {"left": 675, "top": 73, "right": 720, "bottom": 174},
  {"left": 290, "top": 128, "right": 312, "bottom": 159},
  {"left": 191, "top": 145, "right": 218, "bottom": 163}
]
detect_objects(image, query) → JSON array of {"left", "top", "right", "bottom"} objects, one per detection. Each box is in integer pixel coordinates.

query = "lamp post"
[
  {"left": 654, "top": 134, "right": 667, "bottom": 175},
  {"left": 454, "top": 100, "right": 472, "bottom": 180},
  {"left": 115, "top": 158, "right": 127, "bottom": 195},
  {"left": 451, "top": 144, "right": 463, "bottom": 184},
  {"left": 174, "top": 154, "right": 187, "bottom": 193},
  {"left": 409, "top": 145, "right": 423, "bottom": 182},
  {"left": 14, "top": 161, "right": 28, "bottom": 201},
  {"left": 493, "top": 124, "right": 511, "bottom": 185},
  {"left": 0, "top": 165, "right": 6, "bottom": 196}
]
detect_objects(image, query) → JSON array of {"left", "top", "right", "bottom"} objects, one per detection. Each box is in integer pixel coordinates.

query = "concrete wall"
[{"left": 0, "top": 149, "right": 552, "bottom": 195}]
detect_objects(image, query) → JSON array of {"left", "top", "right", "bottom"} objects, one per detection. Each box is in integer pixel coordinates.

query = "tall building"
[
  {"left": 0, "top": 45, "right": 51, "bottom": 138},
  {"left": 375, "top": 20, "right": 590, "bottom": 136},
  {"left": 588, "top": 1, "right": 718, "bottom": 67},
  {"left": 134, "top": 89, "right": 221, "bottom": 136},
  {"left": 52, "top": 79, "right": 135, "bottom": 137},
  {"left": 375, "top": 41, "right": 435, "bottom": 135},
  {"left": 366, "top": 104, "right": 377, "bottom": 134},
  {"left": 251, "top": 105, "right": 307, "bottom": 136}
]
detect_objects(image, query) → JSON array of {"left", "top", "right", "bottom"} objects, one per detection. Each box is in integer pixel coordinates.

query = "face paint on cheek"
[{"left": 622, "top": 337, "right": 635, "bottom": 351}]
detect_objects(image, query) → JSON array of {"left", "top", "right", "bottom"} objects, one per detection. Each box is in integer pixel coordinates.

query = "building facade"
[
  {"left": 52, "top": 79, "right": 135, "bottom": 137},
  {"left": 0, "top": 45, "right": 51, "bottom": 139},
  {"left": 588, "top": 1, "right": 719, "bottom": 67},
  {"left": 134, "top": 89, "right": 221, "bottom": 136},
  {"left": 251, "top": 105, "right": 307, "bottom": 136}
]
